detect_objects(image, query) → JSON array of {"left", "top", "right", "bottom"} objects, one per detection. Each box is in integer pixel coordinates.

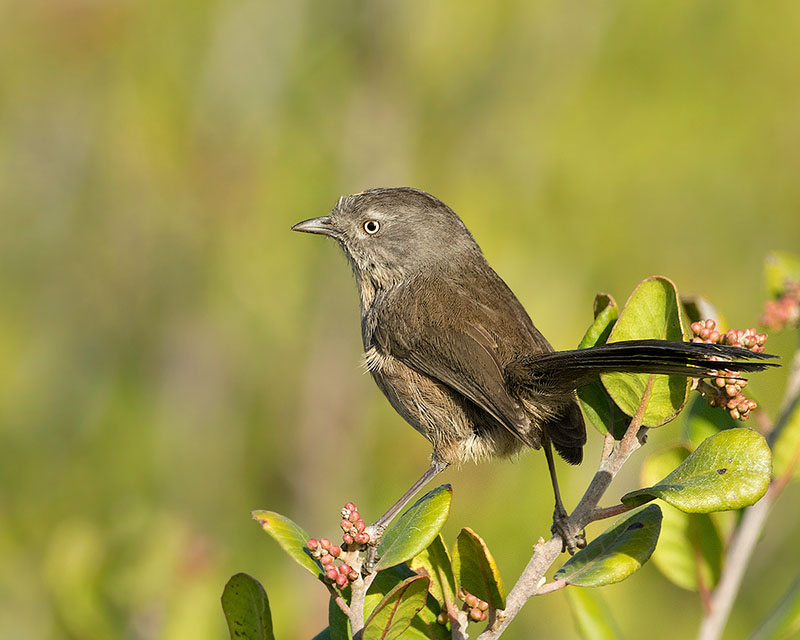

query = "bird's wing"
[{"left": 374, "top": 288, "right": 528, "bottom": 435}]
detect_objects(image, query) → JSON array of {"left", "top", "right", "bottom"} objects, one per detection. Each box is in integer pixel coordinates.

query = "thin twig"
[{"left": 325, "top": 583, "right": 352, "bottom": 617}]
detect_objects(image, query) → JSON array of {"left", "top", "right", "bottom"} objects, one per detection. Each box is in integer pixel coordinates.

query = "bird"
[{"left": 292, "top": 187, "right": 776, "bottom": 551}]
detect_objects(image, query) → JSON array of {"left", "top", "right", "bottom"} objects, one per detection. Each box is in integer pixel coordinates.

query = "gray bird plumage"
[{"left": 292, "top": 187, "right": 777, "bottom": 546}]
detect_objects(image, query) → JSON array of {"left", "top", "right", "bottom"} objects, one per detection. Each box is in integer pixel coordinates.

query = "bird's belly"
[{"left": 363, "top": 347, "right": 524, "bottom": 464}]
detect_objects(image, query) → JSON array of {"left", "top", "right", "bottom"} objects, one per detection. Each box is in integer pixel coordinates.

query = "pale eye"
[{"left": 363, "top": 219, "right": 380, "bottom": 235}]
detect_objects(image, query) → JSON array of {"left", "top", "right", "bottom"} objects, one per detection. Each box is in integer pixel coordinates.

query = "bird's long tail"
[
  {"left": 509, "top": 339, "right": 777, "bottom": 394},
  {"left": 506, "top": 340, "right": 778, "bottom": 465}
]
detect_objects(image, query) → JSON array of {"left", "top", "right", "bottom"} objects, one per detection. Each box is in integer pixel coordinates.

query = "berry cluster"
[
  {"left": 458, "top": 588, "right": 489, "bottom": 623},
  {"left": 760, "top": 281, "right": 800, "bottom": 332},
  {"left": 306, "top": 502, "right": 370, "bottom": 589},
  {"left": 306, "top": 538, "right": 356, "bottom": 587},
  {"left": 690, "top": 319, "right": 765, "bottom": 421},
  {"left": 340, "top": 502, "right": 371, "bottom": 547},
  {"left": 690, "top": 320, "right": 767, "bottom": 353}
]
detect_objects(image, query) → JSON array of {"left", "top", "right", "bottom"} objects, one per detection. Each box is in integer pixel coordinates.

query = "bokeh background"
[{"left": 2, "top": 1, "right": 799, "bottom": 638}]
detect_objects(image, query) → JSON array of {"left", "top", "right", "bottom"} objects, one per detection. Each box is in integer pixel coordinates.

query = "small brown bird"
[{"left": 293, "top": 187, "right": 775, "bottom": 549}]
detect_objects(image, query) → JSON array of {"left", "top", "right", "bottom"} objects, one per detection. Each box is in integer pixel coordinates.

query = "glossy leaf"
[
  {"left": 221, "top": 573, "right": 275, "bottom": 640},
  {"left": 602, "top": 276, "right": 689, "bottom": 427},
  {"left": 566, "top": 588, "right": 622, "bottom": 640},
  {"left": 751, "top": 576, "right": 800, "bottom": 640},
  {"left": 251, "top": 510, "right": 321, "bottom": 577},
  {"left": 452, "top": 527, "right": 506, "bottom": 609},
  {"left": 765, "top": 251, "right": 800, "bottom": 299},
  {"left": 554, "top": 505, "right": 662, "bottom": 587},
  {"left": 376, "top": 484, "right": 452, "bottom": 571},
  {"left": 409, "top": 534, "right": 457, "bottom": 608},
  {"left": 365, "top": 566, "right": 447, "bottom": 640},
  {"left": 576, "top": 293, "right": 631, "bottom": 438},
  {"left": 363, "top": 575, "right": 430, "bottom": 640},
  {"left": 640, "top": 447, "right": 723, "bottom": 591},
  {"left": 621, "top": 428, "right": 772, "bottom": 512}
]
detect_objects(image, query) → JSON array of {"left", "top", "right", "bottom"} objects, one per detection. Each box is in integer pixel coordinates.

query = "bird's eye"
[{"left": 363, "top": 219, "right": 380, "bottom": 235}]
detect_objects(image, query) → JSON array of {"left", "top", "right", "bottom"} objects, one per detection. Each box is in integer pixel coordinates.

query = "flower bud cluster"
[
  {"left": 690, "top": 319, "right": 766, "bottom": 421},
  {"left": 458, "top": 587, "right": 489, "bottom": 623},
  {"left": 690, "top": 320, "right": 767, "bottom": 353},
  {"left": 340, "top": 501, "right": 371, "bottom": 547},
  {"left": 306, "top": 502, "right": 370, "bottom": 589},
  {"left": 760, "top": 281, "right": 800, "bottom": 332}
]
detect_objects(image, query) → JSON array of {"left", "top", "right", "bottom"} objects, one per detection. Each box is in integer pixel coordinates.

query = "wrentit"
[{"left": 293, "top": 187, "right": 774, "bottom": 550}]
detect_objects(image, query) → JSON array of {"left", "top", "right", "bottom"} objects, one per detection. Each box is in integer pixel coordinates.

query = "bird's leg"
[
  {"left": 543, "top": 440, "right": 586, "bottom": 554},
  {"left": 363, "top": 460, "right": 448, "bottom": 572}
]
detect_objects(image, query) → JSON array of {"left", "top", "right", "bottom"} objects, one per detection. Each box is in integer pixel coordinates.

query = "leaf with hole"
[
  {"left": 554, "top": 505, "right": 662, "bottom": 587},
  {"left": 621, "top": 428, "right": 772, "bottom": 512},
  {"left": 221, "top": 573, "right": 275, "bottom": 640}
]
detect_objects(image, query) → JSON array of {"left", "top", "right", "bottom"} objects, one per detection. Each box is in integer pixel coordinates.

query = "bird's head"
[{"left": 292, "top": 188, "right": 482, "bottom": 300}]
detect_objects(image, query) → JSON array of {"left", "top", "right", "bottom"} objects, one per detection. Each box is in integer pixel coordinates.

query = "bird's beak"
[{"left": 291, "top": 216, "right": 340, "bottom": 238}]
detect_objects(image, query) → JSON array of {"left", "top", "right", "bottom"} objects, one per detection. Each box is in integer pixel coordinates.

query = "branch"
[{"left": 477, "top": 377, "right": 655, "bottom": 639}]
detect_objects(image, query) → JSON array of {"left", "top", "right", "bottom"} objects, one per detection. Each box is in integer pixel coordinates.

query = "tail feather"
[{"left": 509, "top": 339, "right": 777, "bottom": 395}]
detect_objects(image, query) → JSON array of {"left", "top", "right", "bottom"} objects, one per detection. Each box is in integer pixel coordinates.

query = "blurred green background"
[{"left": 2, "top": 1, "right": 799, "bottom": 638}]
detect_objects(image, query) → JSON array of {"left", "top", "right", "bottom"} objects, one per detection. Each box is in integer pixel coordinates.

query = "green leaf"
[
  {"left": 452, "top": 527, "right": 506, "bottom": 609},
  {"left": 376, "top": 484, "right": 452, "bottom": 571},
  {"left": 640, "top": 446, "right": 723, "bottom": 591},
  {"left": 765, "top": 251, "right": 800, "bottom": 299},
  {"left": 363, "top": 576, "right": 430, "bottom": 640},
  {"left": 251, "top": 510, "right": 321, "bottom": 578},
  {"left": 409, "top": 534, "right": 457, "bottom": 608},
  {"left": 221, "top": 573, "right": 275, "bottom": 640},
  {"left": 751, "top": 576, "right": 800, "bottom": 640},
  {"left": 579, "top": 293, "right": 619, "bottom": 349},
  {"left": 576, "top": 293, "right": 632, "bottom": 439},
  {"left": 681, "top": 394, "right": 739, "bottom": 451},
  {"left": 772, "top": 391, "right": 800, "bottom": 481},
  {"left": 365, "top": 566, "right": 447, "bottom": 640},
  {"left": 554, "top": 505, "right": 662, "bottom": 587},
  {"left": 602, "top": 276, "right": 689, "bottom": 427},
  {"left": 621, "top": 428, "right": 772, "bottom": 512},
  {"left": 566, "top": 588, "right": 623, "bottom": 640}
]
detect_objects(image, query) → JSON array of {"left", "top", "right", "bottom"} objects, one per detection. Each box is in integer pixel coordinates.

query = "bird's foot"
[{"left": 551, "top": 506, "right": 586, "bottom": 554}]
